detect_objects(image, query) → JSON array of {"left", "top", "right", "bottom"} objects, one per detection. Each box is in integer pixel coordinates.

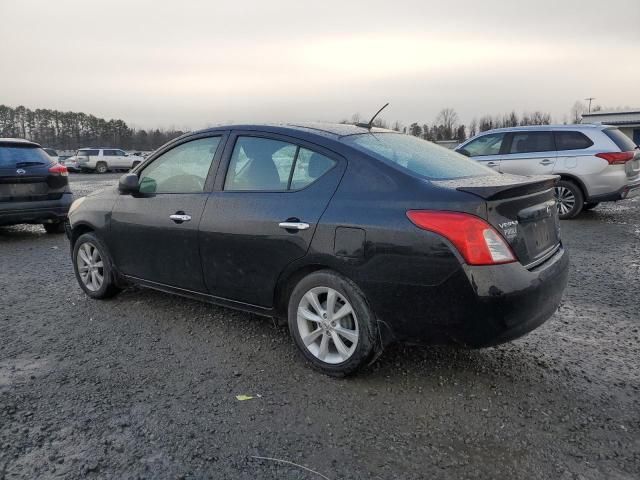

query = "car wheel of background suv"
[
  {"left": 555, "top": 180, "right": 584, "bottom": 220},
  {"left": 43, "top": 222, "right": 65, "bottom": 234},
  {"left": 288, "top": 270, "right": 379, "bottom": 376},
  {"left": 72, "top": 232, "right": 121, "bottom": 299},
  {"left": 95, "top": 162, "right": 108, "bottom": 174}
]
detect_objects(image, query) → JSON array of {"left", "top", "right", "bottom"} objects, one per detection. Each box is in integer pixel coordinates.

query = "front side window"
[
  {"left": 343, "top": 133, "right": 496, "bottom": 180},
  {"left": 461, "top": 133, "right": 505, "bottom": 157},
  {"left": 509, "top": 132, "right": 554, "bottom": 154},
  {"left": 103, "top": 150, "right": 117, "bottom": 156},
  {"left": 139, "top": 136, "right": 220, "bottom": 194}
]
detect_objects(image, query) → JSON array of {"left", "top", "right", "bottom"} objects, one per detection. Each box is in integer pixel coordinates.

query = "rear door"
[
  {"left": 0, "top": 143, "right": 63, "bottom": 203},
  {"left": 457, "top": 132, "right": 506, "bottom": 171},
  {"left": 499, "top": 131, "right": 557, "bottom": 175},
  {"left": 109, "top": 134, "right": 226, "bottom": 291},
  {"left": 199, "top": 132, "right": 345, "bottom": 307}
]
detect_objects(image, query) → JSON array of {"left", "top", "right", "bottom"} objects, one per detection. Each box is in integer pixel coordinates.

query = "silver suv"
[{"left": 456, "top": 125, "right": 640, "bottom": 219}]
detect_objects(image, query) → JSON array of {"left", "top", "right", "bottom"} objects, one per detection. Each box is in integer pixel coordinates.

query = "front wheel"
[
  {"left": 288, "top": 270, "right": 379, "bottom": 376},
  {"left": 555, "top": 180, "right": 584, "bottom": 219},
  {"left": 72, "top": 232, "right": 121, "bottom": 299}
]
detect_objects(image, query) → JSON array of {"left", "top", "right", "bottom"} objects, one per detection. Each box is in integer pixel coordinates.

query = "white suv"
[
  {"left": 71, "top": 148, "right": 143, "bottom": 174},
  {"left": 456, "top": 125, "right": 640, "bottom": 219}
]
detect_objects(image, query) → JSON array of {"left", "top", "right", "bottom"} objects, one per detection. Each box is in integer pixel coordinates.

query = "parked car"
[
  {"left": 0, "top": 138, "right": 71, "bottom": 233},
  {"left": 67, "top": 148, "right": 144, "bottom": 173},
  {"left": 66, "top": 124, "right": 569, "bottom": 375},
  {"left": 456, "top": 125, "right": 640, "bottom": 219},
  {"left": 43, "top": 148, "right": 59, "bottom": 163},
  {"left": 58, "top": 155, "right": 81, "bottom": 172}
]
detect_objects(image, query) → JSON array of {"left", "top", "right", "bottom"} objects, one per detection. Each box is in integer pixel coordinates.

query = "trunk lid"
[{"left": 435, "top": 174, "right": 561, "bottom": 268}]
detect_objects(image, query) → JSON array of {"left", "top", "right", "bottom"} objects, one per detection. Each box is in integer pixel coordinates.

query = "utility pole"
[{"left": 585, "top": 97, "right": 596, "bottom": 113}]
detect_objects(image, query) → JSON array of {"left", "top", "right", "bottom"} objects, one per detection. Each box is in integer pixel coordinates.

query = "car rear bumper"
[
  {"left": 0, "top": 193, "right": 73, "bottom": 226},
  {"left": 588, "top": 177, "right": 640, "bottom": 202},
  {"left": 366, "top": 244, "right": 569, "bottom": 347}
]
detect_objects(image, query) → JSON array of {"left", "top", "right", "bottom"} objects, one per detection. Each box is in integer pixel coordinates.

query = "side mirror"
[{"left": 118, "top": 173, "right": 139, "bottom": 194}]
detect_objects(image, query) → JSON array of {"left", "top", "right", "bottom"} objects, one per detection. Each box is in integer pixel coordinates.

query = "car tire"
[
  {"left": 72, "top": 232, "right": 121, "bottom": 299},
  {"left": 288, "top": 270, "right": 380, "bottom": 377},
  {"left": 43, "top": 222, "right": 65, "bottom": 234},
  {"left": 95, "top": 162, "right": 108, "bottom": 174},
  {"left": 555, "top": 180, "right": 584, "bottom": 219},
  {"left": 583, "top": 202, "right": 599, "bottom": 211}
]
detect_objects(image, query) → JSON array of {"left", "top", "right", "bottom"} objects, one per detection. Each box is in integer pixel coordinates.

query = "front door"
[
  {"left": 109, "top": 134, "right": 225, "bottom": 291},
  {"left": 199, "top": 133, "right": 345, "bottom": 306},
  {"left": 457, "top": 132, "right": 506, "bottom": 171},
  {"left": 498, "top": 131, "right": 557, "bottom": 175}
]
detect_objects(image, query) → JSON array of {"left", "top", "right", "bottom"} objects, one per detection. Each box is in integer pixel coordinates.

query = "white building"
[{"left": 581, "top": 109, "right": 640, "bottom": 145}]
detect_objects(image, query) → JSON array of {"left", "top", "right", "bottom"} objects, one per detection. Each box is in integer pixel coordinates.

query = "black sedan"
[{"left": 66, "top": 123, "right": 569, "bottom": 375}]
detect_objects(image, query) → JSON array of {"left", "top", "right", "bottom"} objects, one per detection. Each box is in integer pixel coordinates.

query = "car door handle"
[
  {"left": 486, "top": 161, "right": 499, "bottom": 167},
  {"left": 170, "top": 213, "right": 191, "bottom": 223},
  {"left": 278, "top": 221, "right": 310, "bottom": 231},
  {"left": 539, "top": 159, "right": 553, "bottom": 165}
]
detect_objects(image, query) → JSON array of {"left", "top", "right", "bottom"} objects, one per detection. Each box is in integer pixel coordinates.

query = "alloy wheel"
[
  {"left": 555, "top": 186, "right": 575, "bottom": 216},
  {"left": 76, "top": 242, "right": 104, "bottom": 292},
  {"left": 296, "top": 287, "right": 359, "bottom": 364}
]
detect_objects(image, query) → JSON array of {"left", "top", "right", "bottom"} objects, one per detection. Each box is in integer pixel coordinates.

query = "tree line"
[
  {"left": 0, "top": 105, "right": 185, "bottom": 151},
  {"left": 343, "top": 100, "right": 601, "bottom": 142}
]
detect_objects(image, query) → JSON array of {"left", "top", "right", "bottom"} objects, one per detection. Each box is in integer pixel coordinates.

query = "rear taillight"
[
  {"left": 48, "top": 164, "right": 68, "bottom": 176},
  {"left": 595, "top": 151, "right": 635, "bottom": 165},
  {"left": 406, "top": 210, "right": 516, "bottom": 266}
]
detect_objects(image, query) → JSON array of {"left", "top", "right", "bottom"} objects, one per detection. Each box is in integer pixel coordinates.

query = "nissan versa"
[{"left": 66, "top": 123, "right": 569, "bottom": 375}]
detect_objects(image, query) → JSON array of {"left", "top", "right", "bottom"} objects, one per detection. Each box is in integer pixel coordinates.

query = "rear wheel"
[
  {"left": 288, "top": 270, "right": 379, "bottom": 376},
  {"left": 583, "top": 202, "right": 600, "bottom": 211},
  {"left": 43, "top": 222, "right": 65, "bottom": 234},
  {"left": 95, "top": 162, "right": 108, "bottom": 174},
  {"left": 555, "top": 180, "right": 584, "bottom": 219},
  {"left": 72, "top": 232, "right": 121, "bottom": 299}
]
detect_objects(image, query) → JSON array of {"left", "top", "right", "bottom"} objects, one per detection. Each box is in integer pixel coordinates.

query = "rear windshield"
[
  {"left": 0, "top": 145, "right": 51, "bottom": 168},
  {"left": 603, "top": 128, "right": 638, "bottom": 151},
  {"left": 342, "top": 133, "right": 497, "bottom": 180}
]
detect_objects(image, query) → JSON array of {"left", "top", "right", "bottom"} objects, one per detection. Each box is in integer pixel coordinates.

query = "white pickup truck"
[{"left": 69, "top": 148, "right": 144, "bottom": 173}]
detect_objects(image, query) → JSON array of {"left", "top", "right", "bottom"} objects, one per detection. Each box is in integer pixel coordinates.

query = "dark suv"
[{"left": 0, "top": 138, "right": 72, "bottom": 233}]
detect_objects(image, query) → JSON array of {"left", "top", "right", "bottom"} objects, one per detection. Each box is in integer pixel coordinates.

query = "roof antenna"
[{"left": 356, "top": 103, "right": 389, "bottom": 129}]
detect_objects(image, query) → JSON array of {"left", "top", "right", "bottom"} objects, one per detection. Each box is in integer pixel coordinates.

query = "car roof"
[
  {"left": 190, "top": 122, "right": 395, "bottom": 139},
  {"left": 482, "top": 124, "right": 608, "bottom": 134},
  {"left": 0, "top": 138, "right": 42, "bottom": 147}
]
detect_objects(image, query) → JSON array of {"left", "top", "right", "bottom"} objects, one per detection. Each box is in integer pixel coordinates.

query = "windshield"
[
  {"left": 342, "top": 133, "right": 497, "bottom": 180},
  {"left": 0, "top": 146, "right": 51, "bottom": 168}
]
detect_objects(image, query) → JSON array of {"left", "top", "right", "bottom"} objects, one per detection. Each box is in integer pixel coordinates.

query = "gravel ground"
[{"left": 1, "top": 173, "right": 639, "bottom": 479}]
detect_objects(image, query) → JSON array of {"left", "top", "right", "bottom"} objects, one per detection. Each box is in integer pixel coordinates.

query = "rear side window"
[
  {"left": 603, "top": 128, "right": 638, "bottom": 151},
  {"left": 554, "top": 131, "right": 593, "bottom": 151},
  {"left": 343, "top": 133, "right": 496, "bottom": 180},
  {"left": 508, "top": 132, "right": 554, "bottom": 154},
  {"left": 224, "top": 137, "right": 336, "bottom": 191},
  {"left": 0, "top": 146, "right": 50, "bottom": 168},
  {"left": 460, "top": 133, "right": 505, "bottom": 157},
  {"left": 103, "top": 150, "right": 118, "bottom": 156}
]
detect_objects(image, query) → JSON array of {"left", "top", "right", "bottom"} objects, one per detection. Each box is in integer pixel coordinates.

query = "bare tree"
[
  {"left": 469, "top": 118, "right": 478, "bottom": 137},
  {"left": 570, "top": 101, "right": 585, "bottom": 123},
  {"left": 436, "top": 108, "right": 459, "bottom": 139}
]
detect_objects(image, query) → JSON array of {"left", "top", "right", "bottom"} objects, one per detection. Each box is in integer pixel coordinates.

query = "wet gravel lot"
[{"left": 1, "top": 173, "right": 639, "bottom": 479}]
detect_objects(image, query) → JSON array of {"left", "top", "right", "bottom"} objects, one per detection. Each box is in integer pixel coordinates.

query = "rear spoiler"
[{"left": 434, "top": 174, "right": 559, "bottom": 201}]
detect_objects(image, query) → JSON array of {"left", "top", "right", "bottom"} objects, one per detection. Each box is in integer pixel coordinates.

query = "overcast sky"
[{"left": 1, "top": 0, "right": 639, "bottom": 129}]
